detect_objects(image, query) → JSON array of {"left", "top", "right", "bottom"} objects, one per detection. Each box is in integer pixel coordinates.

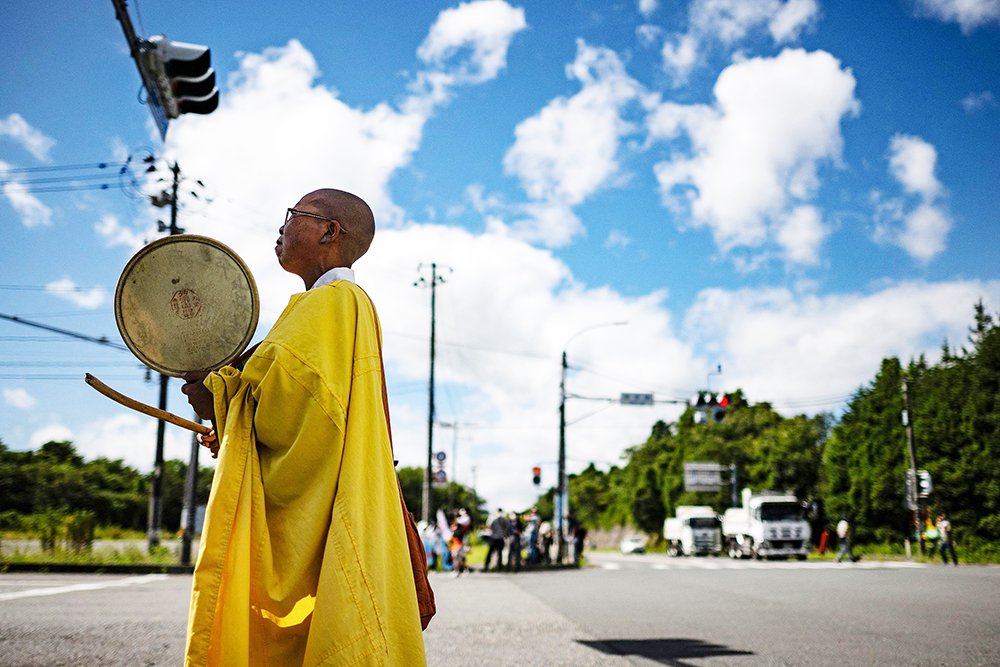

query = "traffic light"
[
  {"left": 917, "top": 470, "right": 933, "bottom": 497},
  {"left": 143, "top": 35, "right": 219, "bottom": 118},
  {"left": 532, "top": 466, "right": 541, "bottom": 486},
  {"left": 712, "top": 393, "right": 729, "bottom": 423}
]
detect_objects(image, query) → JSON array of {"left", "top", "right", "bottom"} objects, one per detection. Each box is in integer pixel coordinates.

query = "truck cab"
[
  {"left": 722, "top": 490, "right": 811, "bottom": 560},
  {"left": 664, "top": 506, "right": 722, "bottom": 556}
]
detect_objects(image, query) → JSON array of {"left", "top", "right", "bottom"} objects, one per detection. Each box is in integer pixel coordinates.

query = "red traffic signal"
[{"left": 532, "top": 466, "right": 541, "bottom": 486}]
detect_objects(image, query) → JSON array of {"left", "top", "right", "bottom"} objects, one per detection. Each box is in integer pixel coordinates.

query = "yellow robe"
[{"left": 184, "top": 281, "right": 426, "bottom": 666}]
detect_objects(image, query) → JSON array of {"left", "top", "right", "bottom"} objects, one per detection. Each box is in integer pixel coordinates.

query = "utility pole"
[
  {"left": 557, "top": 321, "right": 627, "bottom": 564},
  {"left": 902, "top": 377, "right": 922, "bottom": 556},
  {"left": 180, "top": 421, "right": 201, "bottom": 565},
  {"left": 147, "top": 161, "right": 184, "bottom": 552},
  {"left": 414, "top": 263, "right": 448, "bottom": 524}
]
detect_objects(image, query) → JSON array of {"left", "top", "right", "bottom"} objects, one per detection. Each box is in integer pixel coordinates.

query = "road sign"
[
  {"left": 432, "top": 469, "right": 448, "bottom": 487},
  {"left": 435, "top": 451, "right": 446, "bottom": 463},
  {"left": 621, "top": 392, "right": 654, "bottom": 405},
  {"left": 684, "top": 461, "right": 724, "bottom": 492}
]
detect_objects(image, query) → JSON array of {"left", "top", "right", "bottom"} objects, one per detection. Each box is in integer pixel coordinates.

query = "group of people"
[
  {"left": 923, "top": 512, "right": 959, "bottom": 565},
  {"left": 832, "top": 513, "right": 958, "bottom": 565},
  {"left": 481, "top": 508, "right": 588, "bottom": 571},
  {"left": 421, "top": 507, "right": 591, "bottom": 574}
]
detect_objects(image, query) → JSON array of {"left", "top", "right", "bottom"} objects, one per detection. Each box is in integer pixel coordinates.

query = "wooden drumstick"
[{"left": 84, "top": 373, "right": 212, "bottom": 435}]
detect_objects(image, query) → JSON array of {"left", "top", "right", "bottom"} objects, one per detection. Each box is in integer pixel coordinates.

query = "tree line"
[
  {"left": 0, "top": 440, "right": 485, "bottom": 536},
  {"left": 3, "top": 303, "right": 996, "bottom": 552},
  {"left": 0, "top": 440, "right": 213, "bottom": 534},
  {"left": 541, "top": 303, "right": 1000, "bottom": 551}
]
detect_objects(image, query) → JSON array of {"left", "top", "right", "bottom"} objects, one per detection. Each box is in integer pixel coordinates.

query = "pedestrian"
[
  {"left": 484, "top": 508, "right": 508, "bottom": 572},
  {"left": 180, "top": 189, "right": 427, "bottom": 664},
  {"left": 924, "top": 516, "right": 941, "bottom": 557},
  {"left": 539, "top": 519, "right": 553, "bottom": 565},
  {"left": 525, "top": 508, "right": 541, "bottom": 565},
  {"left": 507, "top": 512, "right": 523, "bottom": 572},
  {"left": 568, "top": 512, "right": 587, "bottom": 566},
  {"left": 835, "top": 515, "right": 856, "bottom": 563},
  {"left": 937, "top": 514, "right": 958, "bottom": 565}
]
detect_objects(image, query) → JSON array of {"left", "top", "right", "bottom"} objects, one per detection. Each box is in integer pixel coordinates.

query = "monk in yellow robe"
[{"left": 181, "top": 189, "right": 427, "bottom": 666}]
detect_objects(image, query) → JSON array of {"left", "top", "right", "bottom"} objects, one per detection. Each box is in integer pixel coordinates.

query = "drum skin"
[{"left": 115, "top": 234, "right": 259, "bottom": 376}]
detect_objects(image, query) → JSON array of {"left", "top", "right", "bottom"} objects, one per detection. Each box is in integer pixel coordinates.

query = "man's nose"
[{"left": 278, "top": 224, "right": 285, "bottom": 235}]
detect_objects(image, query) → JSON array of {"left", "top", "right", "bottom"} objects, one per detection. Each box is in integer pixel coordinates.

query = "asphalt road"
[{"left": 1, "top": 554, "right": 998, "bottom": 666}]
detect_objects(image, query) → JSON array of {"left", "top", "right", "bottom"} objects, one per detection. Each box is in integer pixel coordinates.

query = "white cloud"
[
  {"left": 30, "top": 424, "right": 74, "bottom": 448},
  {"left": 961, "top": 90, "right": 997, "bottom": 113},
  {"left": 775, "top": 205, "right": 827, "bottom": 265},
  {"left": 95, "top": 213, "right": 148, "bottom": 250},
  {"left": 873, "top": 134, "right": 952, "bottom": 263},
  {"left": 648, "top": 48, "right": 859, "bottom": 264},
  {"left": 416, "top": 0, "right": 527, "bottom": 86},
  {"left": 888, "top": 134, "right": 942, "bottom": 199},
  {"left": 769, "top": 0, "right": 821, "bottom": 42},
  {"left": 0, "top": 113, "right": 55, "bottom": 161},
  {"left": 638, "top": 0, "right": 659, "bottom": 18},
  {"left": 913, "top": 0, "right": 1000, "bottom": 33},
  {"left": 636, "top": 24, "right": 664, "bottom": 47},
  {"left": 45, "top": 278, "right": 108, "bottom": 310},
  {"left": 502, "top": 40, "right": 643, "bottom": 246},
  {"left": 605, "top": 229, "right": 633, "bottom": 249},
  {"left": 2, "top": 178, "right": 53, "bottom": 227},
  {"left": 663, "top": 0, "right": 820, "bottom": 84},
  {"left": 4, "top": 388, "right": 37, "bottom": 410},
  {"left": 684, "top": 280, "right": 1000, "bottom": 412}
]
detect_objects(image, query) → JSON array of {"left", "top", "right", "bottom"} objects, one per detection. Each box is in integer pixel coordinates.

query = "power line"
[
  {"left": 0, "top": 161, "right": 128, "bottom": 174},
  {"left": 0, "top": 313, "right": 128, "bottom": 351}
]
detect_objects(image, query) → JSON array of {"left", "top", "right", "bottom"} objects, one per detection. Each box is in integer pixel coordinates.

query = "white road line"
[
  {"left": 600, "top": 562, "right": 623, "bottom": 570},
  {"left": 0, "top": 574, "right": 169, "bottom": 601}
]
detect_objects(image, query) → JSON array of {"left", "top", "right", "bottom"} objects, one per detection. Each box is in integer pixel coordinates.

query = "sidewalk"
[{"left": 422, "top": 570, "right": 631, "bottom": 666}]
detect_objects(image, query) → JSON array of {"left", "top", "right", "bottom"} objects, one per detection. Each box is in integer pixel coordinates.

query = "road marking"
[
  {"left": 0, "top": 574, "right": 169, "bottom": 601},
  {"left": 598, "top": 557, "right": 928, "bottom": 571}
]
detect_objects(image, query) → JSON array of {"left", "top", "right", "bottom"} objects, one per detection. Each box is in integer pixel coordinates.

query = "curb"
[{"left": 0, "top": 562, "right": 194, "bottom": 575}]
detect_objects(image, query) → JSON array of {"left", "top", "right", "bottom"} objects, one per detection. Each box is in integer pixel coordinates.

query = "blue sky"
[{"left": 2, "top": 0, "right": 998, "bottom": 510}]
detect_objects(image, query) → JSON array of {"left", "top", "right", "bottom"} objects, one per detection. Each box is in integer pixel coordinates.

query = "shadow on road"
[{"left": 577, "top": 638, "right": 753, "bottom": 666}]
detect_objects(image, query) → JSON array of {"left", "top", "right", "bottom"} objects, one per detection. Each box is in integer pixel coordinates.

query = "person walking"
[
  {"left": 835, "top": 515, "right": 856, "bottom": 563},
  {"left": 937, "top": 513, "right": 958, "bottom": 565},
  {"left": 180, "top": 189, "right": 427, "bottom": 665},
  {"left": 484, "top": 508, "right": 508, "bottom": 572}
]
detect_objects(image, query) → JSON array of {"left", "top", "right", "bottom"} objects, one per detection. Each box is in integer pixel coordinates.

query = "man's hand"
[
  {"left": 197, "top": 429, "right": 220, "bottom": 459},
  {"left": 181, "top": 371, "right": 216, "bottom": 422}
]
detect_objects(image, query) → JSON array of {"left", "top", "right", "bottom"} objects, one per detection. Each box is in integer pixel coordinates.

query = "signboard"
[
  {"left": 621, "top": 393, "right": 654, "bottom": 406},
  {"left": 435, "top": 451, "right": 447, "bottom": 463},
  {"left": 432, "top": 468, "right": 448, "bottom": 488},
  {"left": 684, "top": 461, "right": 724, "bottom": 492}
]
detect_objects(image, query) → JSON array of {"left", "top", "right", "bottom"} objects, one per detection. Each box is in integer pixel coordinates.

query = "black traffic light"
[
  {"left": 144, "top": 36, "right": 219, "bottom": 118},
  {"left": 532, "top": 466, "right": 541, "bottom": 486},
  {"left": 918, "top": 470, "right": 933, "bottom": 497},
  {"left": 712, "top": 393, "right": 730, "bottom": 422}
]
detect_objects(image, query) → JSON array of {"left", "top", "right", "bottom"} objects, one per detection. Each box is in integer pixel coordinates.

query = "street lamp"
[{"left": 557, "top": 320, "right": 627, "bottom": 564}]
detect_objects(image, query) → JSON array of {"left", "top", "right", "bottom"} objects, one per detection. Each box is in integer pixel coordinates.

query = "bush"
[{"left": 65, "top": 511, "right": 96, "bottom": 552}]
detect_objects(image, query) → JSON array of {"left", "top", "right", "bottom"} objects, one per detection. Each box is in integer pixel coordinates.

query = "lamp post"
[{"left": 557, "top": 321, "right": 627, "bottom": 563}]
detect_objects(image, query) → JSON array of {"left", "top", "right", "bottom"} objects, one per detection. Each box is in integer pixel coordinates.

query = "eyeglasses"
[{"left": 285, "top": 207, "right": 338, "bottom": 225}]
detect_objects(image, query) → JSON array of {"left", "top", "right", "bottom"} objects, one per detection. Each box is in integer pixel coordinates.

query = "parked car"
[{"left": 620, "top": 535, "right": 647, "bottom": 554}]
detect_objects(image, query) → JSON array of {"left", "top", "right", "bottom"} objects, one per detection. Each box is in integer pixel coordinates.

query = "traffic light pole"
[
  {"left": 902, "top": 377, "right": 923, "bottom": 556},
  {"left": 147, "top": 161, "right": 183, "bottom": 552},
  {"left": 557, "top": 350, "right": 568, "bottom": 564}
]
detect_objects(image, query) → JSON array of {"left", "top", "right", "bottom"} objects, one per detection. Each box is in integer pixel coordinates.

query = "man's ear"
[{"left": 319, "top": 223, "right": 335, "bottom": 244}]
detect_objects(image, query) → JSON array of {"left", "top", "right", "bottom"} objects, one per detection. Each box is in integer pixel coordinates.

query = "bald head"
[
  {"left": 308, "top": 188, "right": 375, "bottom": 266},
  {"left": 276, "top": 188, "right": 376, "bottom": 288}
]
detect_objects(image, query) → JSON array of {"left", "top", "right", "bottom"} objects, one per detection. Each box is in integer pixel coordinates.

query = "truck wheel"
[{"left": 796, "top": 554, "right": 808, "bottom": 561}]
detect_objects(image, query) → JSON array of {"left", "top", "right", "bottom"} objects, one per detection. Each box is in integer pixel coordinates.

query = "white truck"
[
  {"left": 663, "top": 505, "right": 722, "bottom": 556},
  {"left": 722, "top": 488, "right": 810, "bottom": 560}
]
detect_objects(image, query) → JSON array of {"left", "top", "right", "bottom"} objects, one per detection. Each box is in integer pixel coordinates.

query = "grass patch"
[{"left": 0, "top": 544, "right": 178, "bottom": 567}]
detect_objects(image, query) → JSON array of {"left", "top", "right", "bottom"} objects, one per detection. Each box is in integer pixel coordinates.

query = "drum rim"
[{"left": 114, "top": 234, "right": 259, "bottom": 376}]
